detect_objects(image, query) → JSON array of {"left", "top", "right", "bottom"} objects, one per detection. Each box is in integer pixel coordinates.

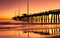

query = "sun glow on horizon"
[{"left": 0, "top": 0, "right": 60, "bottom": 20}]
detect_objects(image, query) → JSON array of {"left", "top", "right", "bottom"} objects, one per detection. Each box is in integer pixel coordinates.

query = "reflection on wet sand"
[
  {"left": 0, "top": 30, "right": 60, "bottom": 38},
  {"left": 0, "top": 30, "right": 46, "bottom": 38},
  {"left": 0, "top": 24, "right": 60, "bottom": 38}
]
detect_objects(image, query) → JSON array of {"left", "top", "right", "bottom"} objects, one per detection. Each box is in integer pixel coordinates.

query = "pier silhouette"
[{"left": 12, "top": 9, "right": 60, "bottom": 24}]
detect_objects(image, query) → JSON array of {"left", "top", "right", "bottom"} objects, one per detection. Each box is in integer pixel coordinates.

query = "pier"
[{"left": 13, "top": 9, "right": 60, "bottom": 23}]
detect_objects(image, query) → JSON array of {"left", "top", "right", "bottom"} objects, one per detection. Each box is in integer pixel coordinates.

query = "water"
[{"left": 0, "top": 20, "right": 60, "bottom": 38}]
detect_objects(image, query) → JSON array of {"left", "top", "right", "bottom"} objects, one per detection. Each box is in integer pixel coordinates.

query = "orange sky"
[{"left": 0, "top": 0, "right": 60, "bottom": 20}]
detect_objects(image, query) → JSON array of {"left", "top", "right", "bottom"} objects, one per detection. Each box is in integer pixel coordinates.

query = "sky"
[{"left": 0, "top": 0, "right": 60, "bottom": 20}]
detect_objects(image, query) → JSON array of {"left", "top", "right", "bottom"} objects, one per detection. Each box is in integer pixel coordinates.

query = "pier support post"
[
  {"left": 46, "top": 15, "right": 47, "bottom": 23},
  {"left": 56, "top": 14, "right": 57, "bottom": 23},
  {"left": 48, "top": 15, "right": 49, "bottom": 23},
  {"left": 51, "top": 14, "right": 53, "bottom": 23},
  {"left": 54, "top": 14, "right": 55, "bottom": 23},
  {"left": 41, "top": 16, "right": 43, "bottom": 23},
  {"left": 58, "top": 14, "right": 59, "bottom": 23},
  {"left": 44, "top": 15, "right": 45, "bottom": 23}
]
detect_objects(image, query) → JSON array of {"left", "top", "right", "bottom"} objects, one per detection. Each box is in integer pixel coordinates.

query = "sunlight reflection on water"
[
  {"left": 0, "top": 30, "right": 46, "bottom": 38},
  {"left": 0, "top": 24, "right": 60, "bottom": 38},
  {"left": 0, "top": 20, "right": 60, "bottom": 38}
]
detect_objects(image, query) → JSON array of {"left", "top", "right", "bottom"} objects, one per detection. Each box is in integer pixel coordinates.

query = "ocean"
[{"left": 0, "top": 20, "right": 60, "bottom": 38}]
